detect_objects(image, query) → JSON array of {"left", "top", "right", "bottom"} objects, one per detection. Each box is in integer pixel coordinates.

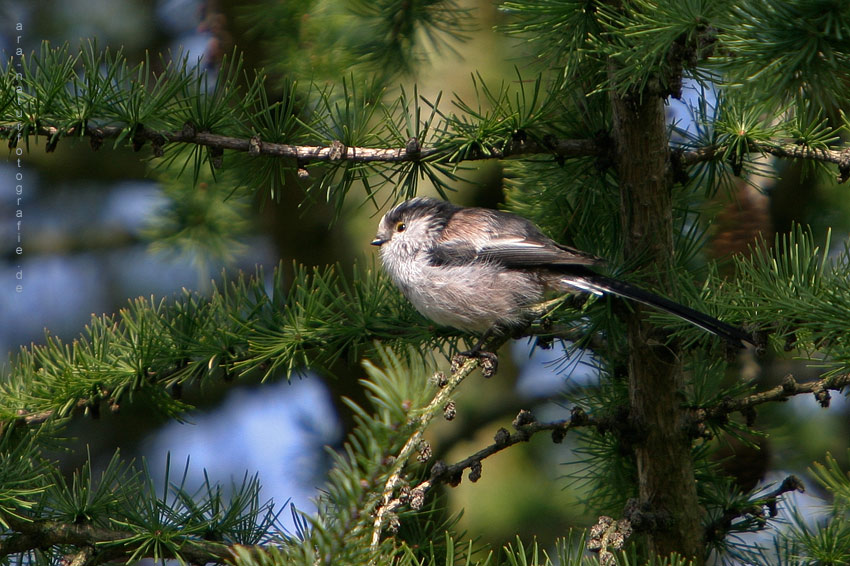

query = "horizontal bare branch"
[
  {"left": 680, "top": 143, "right": 850, "bottom": 182},
  {"left": 1, "top": 123, "right": 603, "bottom": 164},
  {"left": 704, "top": 372, "right": 850, "bottom": 421},
  {"left": 6, "top": 123, "right": 849, "bottom": 184}
]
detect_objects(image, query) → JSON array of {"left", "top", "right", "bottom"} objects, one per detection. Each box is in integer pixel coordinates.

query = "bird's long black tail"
[{"left": 561, "top": 273, "right": 754, "bottom": 347}]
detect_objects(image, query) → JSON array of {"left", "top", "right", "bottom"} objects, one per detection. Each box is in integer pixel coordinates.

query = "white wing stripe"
[{"left": 561, "top": 278, "right": 605, "bottom": 296}]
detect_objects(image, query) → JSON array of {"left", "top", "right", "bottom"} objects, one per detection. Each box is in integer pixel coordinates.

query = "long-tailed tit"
[{"left": 371, "top": 197, "right": 753, "bottom": 348}]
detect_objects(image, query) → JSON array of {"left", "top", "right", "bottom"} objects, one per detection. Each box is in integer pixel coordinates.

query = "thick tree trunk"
[{"left": 608, "top": 86, "right": 705, "bottom": 563}]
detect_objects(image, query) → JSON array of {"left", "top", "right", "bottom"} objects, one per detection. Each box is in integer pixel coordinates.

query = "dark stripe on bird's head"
[{"left": 385, "top": 197, "right": 459, "bottom": 230}]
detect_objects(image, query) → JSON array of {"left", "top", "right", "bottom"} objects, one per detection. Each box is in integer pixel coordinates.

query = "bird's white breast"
[{"left": 381, "top": 245, "right": 542, "bottom": 332}]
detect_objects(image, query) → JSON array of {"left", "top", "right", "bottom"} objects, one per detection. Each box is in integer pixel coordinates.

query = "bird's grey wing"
[
  {"left": 478, "top": 238, "right": 602, "bottom": 267},
  {"left": 431, "top": 207, "right": 603, "bottom": 267},
  {"left": 429, "top": 236, "right": 602, "bottom": 267}
]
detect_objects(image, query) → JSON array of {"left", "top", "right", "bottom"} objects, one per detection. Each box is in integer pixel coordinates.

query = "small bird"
[{"left": 371, "top": 197, "right": 753, "bottom": 348}]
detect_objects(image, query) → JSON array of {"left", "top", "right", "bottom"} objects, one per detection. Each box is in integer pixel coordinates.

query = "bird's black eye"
[{"left": 395, "top": 222, "right": 406, "bottom": 232}]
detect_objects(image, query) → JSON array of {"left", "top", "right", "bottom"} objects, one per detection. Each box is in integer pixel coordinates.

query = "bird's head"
[{"left": 371, "top": 197, "right": 457, "bottom": 256}]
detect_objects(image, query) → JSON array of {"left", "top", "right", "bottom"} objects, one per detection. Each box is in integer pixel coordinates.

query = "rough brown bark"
[{"left": 609, "top": 85, "right": 705, "bottom": 563}]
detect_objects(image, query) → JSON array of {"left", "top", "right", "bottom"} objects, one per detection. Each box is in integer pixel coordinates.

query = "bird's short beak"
[{"left": 370, "top": 237, "right": 385, "bottom": 247}]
